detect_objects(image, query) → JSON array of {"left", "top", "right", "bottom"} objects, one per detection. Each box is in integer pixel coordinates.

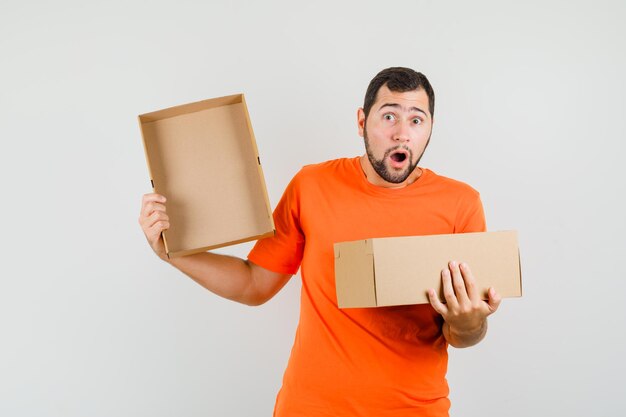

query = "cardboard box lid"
[
  {"left": 139, "top": 94, "right": 275, "bottom": 258},
  {"left": 334, "top": 230, "right": 522, "bottom": 308}
]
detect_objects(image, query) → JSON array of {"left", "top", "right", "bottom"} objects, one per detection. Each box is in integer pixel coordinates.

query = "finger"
[
  {"left": 141, "top": 194, "right": 167, "bottom": 215},
  {"left": 486, "top": 287, "right": 502, "bottom": 314},
  {"left": 441, "top": 268, "right": 459, "bottom": 310},
  {"left": 147, "top": 220, "right": 170, "bottom": 242},
  {"left": 140, "top": 193, "right": 168, "bottom": 217},
  {"left": 428, "top": 288, "right": 448, "bottom": 316},
  {"left": 142, "top": 193, "right": 167, "bottom": 204},
  {"left": 149, "top": 219, "right": 170, "bottom": 233},
  {"left": 144, "top": 211, "right": 169, "bottom": 229},
  {"left": 139, "top": 210, "right": 168, "bottom": 233},
  {"left": 449, "top": 260, "right": 470, "bottom": 305},
  {"left": 459, "top": 262, "right": 479, "bottom": 301},
  {"left": 141, "top": 201, "right": 167, "bottom": 219}
]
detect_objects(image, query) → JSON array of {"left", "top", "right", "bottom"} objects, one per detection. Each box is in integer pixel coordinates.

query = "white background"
[{"left": 1, "top": 0, "right": 625, "bottom": 415}]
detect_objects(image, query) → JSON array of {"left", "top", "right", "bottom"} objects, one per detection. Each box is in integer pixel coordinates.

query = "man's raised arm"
[{"left": 138, "top": 193, "right": 291, "bottom": 306}]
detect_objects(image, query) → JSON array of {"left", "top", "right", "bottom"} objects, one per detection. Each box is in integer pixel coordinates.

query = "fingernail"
[{"left": 450, "top": 260, "right": 457, "bottom": 267}]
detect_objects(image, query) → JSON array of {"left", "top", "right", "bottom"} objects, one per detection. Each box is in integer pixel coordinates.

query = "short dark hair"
[{"left": 363, "top": 67, "right": 435, "bottom": 120}]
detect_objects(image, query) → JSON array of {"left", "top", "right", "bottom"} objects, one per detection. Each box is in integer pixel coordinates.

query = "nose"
[{"left": 393, "top": 120, "right": 411, "bottom": 143}]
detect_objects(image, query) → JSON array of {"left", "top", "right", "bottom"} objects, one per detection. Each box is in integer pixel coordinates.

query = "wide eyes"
[{"left": 382, "top": 113, "right": 422, "bottom": 125}]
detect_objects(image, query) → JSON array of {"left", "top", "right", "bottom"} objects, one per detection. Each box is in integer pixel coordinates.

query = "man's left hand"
[{"left": 427, "top": 261, "right": 501, "bottom": 348}]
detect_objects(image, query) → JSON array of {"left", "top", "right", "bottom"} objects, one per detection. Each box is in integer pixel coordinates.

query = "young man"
[{"left": 139, "top": 67, "right": 501, "bottom": 416}]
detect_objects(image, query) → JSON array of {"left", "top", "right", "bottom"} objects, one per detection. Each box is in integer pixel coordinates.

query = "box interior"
[{"left": 139, "top": 95, "right": 274, "bottom": 257}]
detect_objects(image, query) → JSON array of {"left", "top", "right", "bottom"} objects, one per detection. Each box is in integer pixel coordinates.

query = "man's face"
[{"left": 358, "top": 85, "right": 433, "bottom": 186}]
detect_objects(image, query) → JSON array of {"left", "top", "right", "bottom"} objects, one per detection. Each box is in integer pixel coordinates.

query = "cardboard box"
[
  {"left": 139, "top": 94, "right": 275, "bottom": 258},
  {"left": 334, "top": 231, "right": 522, "bottom": 308}
]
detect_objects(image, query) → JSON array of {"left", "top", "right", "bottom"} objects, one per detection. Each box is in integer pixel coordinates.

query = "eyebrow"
[{"left": 378, "top": 103, "right": 429, "bottom": 118}]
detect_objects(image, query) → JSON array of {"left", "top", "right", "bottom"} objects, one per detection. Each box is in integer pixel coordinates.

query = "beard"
[{"left": 364, "top": 126, "right": 430, "bottom": 184}]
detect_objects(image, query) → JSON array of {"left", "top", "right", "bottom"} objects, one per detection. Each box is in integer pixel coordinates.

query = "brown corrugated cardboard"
[
  {"left": 139, "top": 94, "right": 275, "bottom": 258},
  {"left": 334, "top": 230, "right": 522, "bottom": 308}
]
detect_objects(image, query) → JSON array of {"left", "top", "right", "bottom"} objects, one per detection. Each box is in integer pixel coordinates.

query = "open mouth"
[
  {"left": 389, "top": 151, "right": 408, "bottom": 163},
  {"left": 389, "top": 147, "right": 409, "bottom": 164}
]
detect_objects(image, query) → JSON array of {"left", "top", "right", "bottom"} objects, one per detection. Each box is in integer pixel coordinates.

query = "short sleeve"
[
  {"left": 247, "top": 172, "right": 306, "bottom": 275},
  {"left": 454, "top": 189, "right": 487, "bottom": 233}
]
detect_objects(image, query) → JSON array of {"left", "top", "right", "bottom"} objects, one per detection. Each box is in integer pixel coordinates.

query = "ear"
[{"left": 357, "top": 107, "right": 366, "bottom": 137}]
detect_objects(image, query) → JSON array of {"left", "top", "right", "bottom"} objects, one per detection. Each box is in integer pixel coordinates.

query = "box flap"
[{"left": 334, "top": 240, "right": 377, "bottom": 308}]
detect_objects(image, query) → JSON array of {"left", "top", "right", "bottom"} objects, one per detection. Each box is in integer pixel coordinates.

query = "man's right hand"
[
  {"left": 137, "top": 193, "right": 291, "bottom": 305},
  {"left": 139, "top": 193, "right": 170, "bottom": 261}
]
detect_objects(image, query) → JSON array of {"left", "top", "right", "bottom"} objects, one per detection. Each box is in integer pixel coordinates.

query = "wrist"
[
  {"left": 445, "top": 319, "right": 488, "bottom": 348},
  {"left": 450, "top": 319, "right": 486, "bottom": 337}
]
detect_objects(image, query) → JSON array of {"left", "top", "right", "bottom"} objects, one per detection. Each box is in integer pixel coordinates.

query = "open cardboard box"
[
  {"left": 334, "top": 230, "right": 522, "bottom": 308},
  {"left": 139, "top": 94, "right": 275, "bottom": 258}
]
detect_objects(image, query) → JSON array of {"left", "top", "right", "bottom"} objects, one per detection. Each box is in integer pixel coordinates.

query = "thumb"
[
  {"left": 428, "top": 289, "right": 448, "bottom": 316},
  {"left": 486, "top": 287, "right": 502, "bottom": 314}
]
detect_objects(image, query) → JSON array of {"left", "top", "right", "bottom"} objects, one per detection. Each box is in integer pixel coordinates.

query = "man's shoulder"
[
  {"left": 296, "top": 157, "right": 355, "bottom": 179},
  {"left": 424, "top": 168, "right": 481, "bottom": 198}
]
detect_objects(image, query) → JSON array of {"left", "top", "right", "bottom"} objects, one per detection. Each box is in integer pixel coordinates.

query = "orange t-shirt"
[{"left": 248, "top": 157, "right": 486, "bottom": 417}]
